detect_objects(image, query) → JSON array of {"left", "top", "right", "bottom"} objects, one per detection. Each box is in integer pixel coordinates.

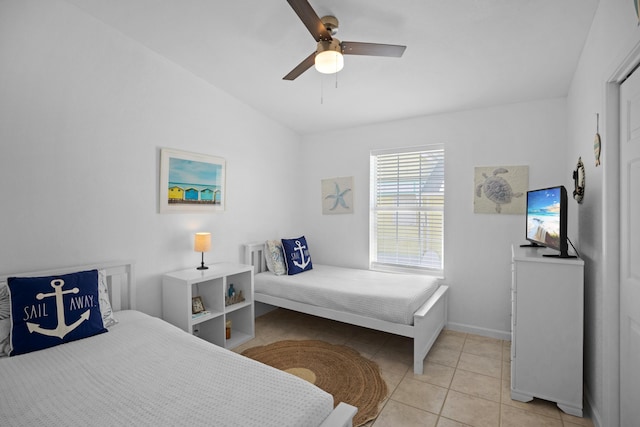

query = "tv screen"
[{"left": 525, "top": 185, "right": 569, "bottom": 257}]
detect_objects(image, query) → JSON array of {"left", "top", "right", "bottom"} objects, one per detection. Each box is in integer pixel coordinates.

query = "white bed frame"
[
  {"left": 1, "top": 261, "right": 136, "bottom": 311},
  {"left": 245, "top": 242, "right": 449, "bottom": 375},
  {"left": 1, "top": 261, "right": 356, "bottom": 427}
]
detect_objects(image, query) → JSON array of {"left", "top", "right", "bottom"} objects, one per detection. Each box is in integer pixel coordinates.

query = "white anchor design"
[
  {"left": 293, "top": 240, "right": 311, "bottom": 269},
  {"left": 27, "top": 279, "right": 90, "bottom": 339}
]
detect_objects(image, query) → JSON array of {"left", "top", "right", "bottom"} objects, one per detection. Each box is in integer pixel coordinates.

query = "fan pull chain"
[{"left": 319, "top": 73, "right": 340, "bottom": 104}]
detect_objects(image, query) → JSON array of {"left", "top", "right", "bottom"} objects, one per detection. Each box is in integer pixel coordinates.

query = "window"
[{"left": 370, "top": 145, "right": 445, "bottom": 273}]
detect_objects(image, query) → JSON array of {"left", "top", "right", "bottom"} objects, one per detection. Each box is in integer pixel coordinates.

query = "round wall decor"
[
  {"left": 594, "top": 113, "right": 601, "bottom": 166},
  {"left": 573, "top": 157, "right": 585, "bottom": 203}
]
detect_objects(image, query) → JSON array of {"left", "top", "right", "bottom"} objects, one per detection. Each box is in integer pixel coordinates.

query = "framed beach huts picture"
[{"left": 160, "top": 148, "right": 226, "bottom": 213}]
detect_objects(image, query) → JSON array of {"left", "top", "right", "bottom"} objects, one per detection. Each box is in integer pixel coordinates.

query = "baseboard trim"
[
  {"left": 584, "top": 385, "right": 603, "bottom": 427},
  {"left": 446, "top": 322, "right": 511, "bottom": 341}
]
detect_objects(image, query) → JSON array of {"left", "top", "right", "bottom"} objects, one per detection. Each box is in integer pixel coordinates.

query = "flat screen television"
[{"left": 523, "top": 185, "right": 573, "bottom": 258}]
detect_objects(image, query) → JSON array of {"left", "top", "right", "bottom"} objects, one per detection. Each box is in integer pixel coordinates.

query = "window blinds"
[{"left": 370, "top": 146, "right": 445, "bottom": 271}]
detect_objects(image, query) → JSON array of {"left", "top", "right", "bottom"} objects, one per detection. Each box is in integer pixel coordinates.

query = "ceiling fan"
[{"left": 283, "top": 0, "right": 407, "bottom": 80}]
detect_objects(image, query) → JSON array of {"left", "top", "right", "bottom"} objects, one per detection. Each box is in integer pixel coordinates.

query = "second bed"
[{"left": 245, "top": 242, "right": 449, "bottom": 374}]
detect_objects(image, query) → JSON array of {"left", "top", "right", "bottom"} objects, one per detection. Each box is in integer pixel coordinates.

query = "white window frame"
[{"left": 369, "top": 145, "right": 445, "bottom": 275}]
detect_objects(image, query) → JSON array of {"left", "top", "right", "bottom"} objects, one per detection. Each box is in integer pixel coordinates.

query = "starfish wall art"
[{"left": 321, "top": 176, "right": 354, "bottom": 215}]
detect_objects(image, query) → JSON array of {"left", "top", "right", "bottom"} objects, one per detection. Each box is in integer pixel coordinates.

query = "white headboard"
[
  {"left": 244, "top": 242, "right": 267, "bottom": 274},
  {"left": 0, "top": 261, "right": 136, "bottom": 311}
]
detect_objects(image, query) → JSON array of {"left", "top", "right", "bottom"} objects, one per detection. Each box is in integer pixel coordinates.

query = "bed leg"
[
  {"left": 319, "top": 402, "right": 357, "bottom": 427},
  {"left": 413, "top": 325, "right": 441, "bottom": 375},
  {"left": 413, "top": 318, "right": 429, "bottom": 375}
]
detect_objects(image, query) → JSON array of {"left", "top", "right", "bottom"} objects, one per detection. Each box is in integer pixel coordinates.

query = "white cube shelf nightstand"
[{"left": 162, "top": 263, "right": 254, "bottom": 350}]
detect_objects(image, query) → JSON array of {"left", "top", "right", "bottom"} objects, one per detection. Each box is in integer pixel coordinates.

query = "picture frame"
[
  {"left": 160, "top": 148, "right": 226, "bottom": 213},
  {"left": 321, "top": 176, "right": 354, "bottom": 214},
  {"left": 473, "top": 165, "right": 528, "bottom": 214},
  {"left": 192, "top": 296, "right": 205, "bottom": 314}
]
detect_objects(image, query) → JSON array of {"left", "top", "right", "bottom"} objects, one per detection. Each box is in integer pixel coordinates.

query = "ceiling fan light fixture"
[
  {"left": 282, "top": 2, "right": 405, "bottom": 81},
  {"left": 315, "top": 39, "right": 344, "bottom": 74}
]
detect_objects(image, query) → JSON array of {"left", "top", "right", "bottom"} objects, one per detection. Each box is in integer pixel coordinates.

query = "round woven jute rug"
[{"left": 242, "top": 340, "right": 387, "bottom": 426}]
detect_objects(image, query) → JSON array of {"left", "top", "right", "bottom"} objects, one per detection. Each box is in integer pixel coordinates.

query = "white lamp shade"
[
  {"left": 315, "top": 39, "right": 344, "bottom": 74},
  {"left": 194, "top": 232, "right": 211, "bottom": 252},
  {"left": 315, "top": 50, "right": 344, "bottom": 74}
]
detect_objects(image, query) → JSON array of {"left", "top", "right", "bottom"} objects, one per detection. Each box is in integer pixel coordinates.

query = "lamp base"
[{"left": 197, "top": 252, "right": 208, "bottom": 270}]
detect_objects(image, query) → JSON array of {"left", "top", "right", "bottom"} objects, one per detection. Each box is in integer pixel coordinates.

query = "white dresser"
[{"left": 510, "top": 245, "right": 584, "bottom": 417}]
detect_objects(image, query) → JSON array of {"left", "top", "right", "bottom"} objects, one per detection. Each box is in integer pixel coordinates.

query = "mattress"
[
  {"left": 255, "top": 264, "right": 441, "bottom": 325},
  {"left": 0, "top": 310, "right": 333, "bottom": 427}
]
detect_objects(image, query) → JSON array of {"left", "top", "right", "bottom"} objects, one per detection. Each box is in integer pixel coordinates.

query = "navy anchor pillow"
[
  {"left": 7, "top": 269, "right": 107, "bottom": 356},
  {"left": 281, "top": 236, "right": 313, "bottom": 275}
]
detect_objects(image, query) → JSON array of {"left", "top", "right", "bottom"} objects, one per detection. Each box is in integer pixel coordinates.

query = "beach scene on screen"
[{"left": 526, "top": 189, "right": 560, "bottom": 248}]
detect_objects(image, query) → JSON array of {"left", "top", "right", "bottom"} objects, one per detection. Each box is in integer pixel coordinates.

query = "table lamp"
[{"left": 194, "top": 232, "right": 211, "bottom": 270}]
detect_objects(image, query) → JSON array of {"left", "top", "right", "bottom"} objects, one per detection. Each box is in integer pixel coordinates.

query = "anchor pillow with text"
[
  {"left": 7, "top": 269, "right": 107, "bottom": 356},
  {"left": 281, "top": 236, "right": 313, "bottom": 275}
]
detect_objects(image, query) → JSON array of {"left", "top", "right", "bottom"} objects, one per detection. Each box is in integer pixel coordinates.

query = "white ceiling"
[{"left": 66, "top": 0, "right": 599, "bottom": 135}]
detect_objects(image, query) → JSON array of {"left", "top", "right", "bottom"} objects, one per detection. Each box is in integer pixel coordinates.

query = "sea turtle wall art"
[{"left": 474, "top": 165, "right": 528, "bottom": 214}]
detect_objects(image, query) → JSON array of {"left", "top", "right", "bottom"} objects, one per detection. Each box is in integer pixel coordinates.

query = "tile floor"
[{"left": 233, "top": 308, "right": 594, "bottom": 427}]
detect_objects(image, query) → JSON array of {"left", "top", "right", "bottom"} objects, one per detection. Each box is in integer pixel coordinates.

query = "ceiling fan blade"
[
  {"left": 287, "top": 0, "right": 332, "bottom": 42},
  {"left": 283, "top": 51, "right": 316, "bottom": 80},
  {"left": 341, "top": 41, "right": 406, "bottom": 57}
]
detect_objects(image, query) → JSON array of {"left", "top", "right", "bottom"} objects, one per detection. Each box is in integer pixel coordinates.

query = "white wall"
[
  {"left": 301, "top": 98, "right": 568, "bottom": 339},
  {"left": 566, "top": 1, "right": 640, "bottom": 426},
  {"left": 2, "top": 1, "right": 631, "bottom": 423},
  {"left": 0, "top": 0, "right": 304, "bottom": 316}
]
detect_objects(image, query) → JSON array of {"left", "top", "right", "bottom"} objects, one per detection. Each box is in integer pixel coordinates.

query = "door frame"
[{"left": 600, "top": 36, "right": 640, "bottom": 427}]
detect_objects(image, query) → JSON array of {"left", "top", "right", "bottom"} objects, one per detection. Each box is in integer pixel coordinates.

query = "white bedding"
[
  {"left": 0, "top": 310, "right": 333, "bottom": 427},
  {"left": 256, "top": 265, "right": 441, "bottom": 325}
]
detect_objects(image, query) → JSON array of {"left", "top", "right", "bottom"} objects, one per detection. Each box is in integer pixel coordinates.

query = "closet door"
[{"left": 619, "top": 63, "right": 640, "bottom": 427}]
